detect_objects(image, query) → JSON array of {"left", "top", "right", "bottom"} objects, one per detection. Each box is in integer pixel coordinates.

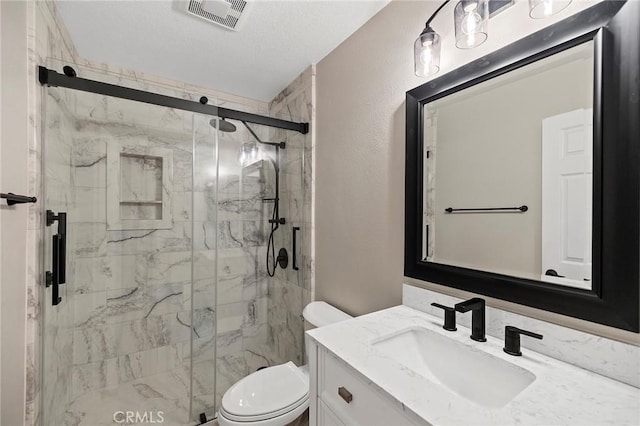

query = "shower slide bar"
[{"left": 38, "top": 66, "right": 309, "bottom": 135}]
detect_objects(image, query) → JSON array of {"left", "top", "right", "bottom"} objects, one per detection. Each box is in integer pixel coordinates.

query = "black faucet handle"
[
  {"left": 431, "top": 303, "right": 457, "bottom": 331},
  {"left": 503, "top": 326, "right": 543, "bottom": 356}
]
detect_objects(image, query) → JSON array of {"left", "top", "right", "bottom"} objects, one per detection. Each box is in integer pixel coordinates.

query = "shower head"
[{"left": 209, "top": 118, "right": 237, "bottom": 133}]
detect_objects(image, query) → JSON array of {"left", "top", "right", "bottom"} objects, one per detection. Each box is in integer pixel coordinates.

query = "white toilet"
[{"left": 217, "top": 301, "right": 352, "bottom": 426}]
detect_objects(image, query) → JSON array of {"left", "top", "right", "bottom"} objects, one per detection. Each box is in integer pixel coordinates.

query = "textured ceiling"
[{"left": 55, "top": 0, "right": 390, "bottom": 102}]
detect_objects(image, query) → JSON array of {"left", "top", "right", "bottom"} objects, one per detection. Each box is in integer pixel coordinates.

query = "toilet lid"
[{"left": 221, "top": 362, "right": 309, "bottom": 421}]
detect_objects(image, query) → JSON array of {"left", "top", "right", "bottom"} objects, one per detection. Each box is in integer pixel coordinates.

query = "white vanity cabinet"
[
  {"left": 308, "top": 340, "right": 422, "bottom": 426},
  {"left": 306, "top": 305, "right": 640, "bottom": 426}
]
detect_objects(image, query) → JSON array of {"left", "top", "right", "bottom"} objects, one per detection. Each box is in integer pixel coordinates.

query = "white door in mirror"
[{"left": 541, "top": 108, "right": 593, "bottom": 290}]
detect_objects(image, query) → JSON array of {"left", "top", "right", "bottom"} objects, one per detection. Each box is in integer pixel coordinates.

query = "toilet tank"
[{"left": 302, "top": 301, "right": 352, "bottom": 331}]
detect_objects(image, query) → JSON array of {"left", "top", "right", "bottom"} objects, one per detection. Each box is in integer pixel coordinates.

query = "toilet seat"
[
  {"left": 218, "top": 362, "right": 309, "bottom": 425},
  {"left": 219, "top": 395, "right": 309, "bottom": 424}
]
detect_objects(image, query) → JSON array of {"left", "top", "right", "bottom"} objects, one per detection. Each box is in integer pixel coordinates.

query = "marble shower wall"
[
  {"left": 67, "top": 92, "right": 197, "bottom": 406},
  {"left": 266, "top": 65, "right": 316, "bottom": 365}
]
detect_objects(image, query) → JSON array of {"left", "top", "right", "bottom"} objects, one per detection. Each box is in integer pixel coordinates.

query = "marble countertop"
[{"left": 307, "top": 305, "right": 640, "bottom": 426}]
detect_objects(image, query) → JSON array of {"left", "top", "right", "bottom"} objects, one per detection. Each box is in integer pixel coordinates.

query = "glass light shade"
[
  {"left": 529, "top": 0, "right": 572, "bottom": 18},
  {"left": 239, "top": 142, "right": 258, "bottom": 167},
  {"left": 454, "top": 0, "right": 489, "bottom": 49},
  {"left": 414, "top": 28, "right": 441, "bottom": 77}
]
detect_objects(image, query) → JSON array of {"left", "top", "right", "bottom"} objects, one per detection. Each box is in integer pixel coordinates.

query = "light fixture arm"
[{"left": 425, "top": 0, "right": 452, "bottom": 28}]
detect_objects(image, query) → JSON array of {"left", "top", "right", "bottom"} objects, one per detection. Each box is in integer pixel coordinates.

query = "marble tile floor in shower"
[{"left": 62, "top": 367, "right": 212, "bottom": 426}]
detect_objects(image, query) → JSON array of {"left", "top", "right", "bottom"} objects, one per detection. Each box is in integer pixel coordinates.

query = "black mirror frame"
[{"left": 405, "top": 1, "right": 639, "bottom": 332}]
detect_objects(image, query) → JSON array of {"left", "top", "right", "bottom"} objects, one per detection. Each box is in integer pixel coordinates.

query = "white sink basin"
[{"left": 372, "top": 326, "right": 536, "bottom": 408}]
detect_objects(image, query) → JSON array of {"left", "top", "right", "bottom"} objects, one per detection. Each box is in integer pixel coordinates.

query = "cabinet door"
[
  {"left": 318, "top": 399, "right": 345, "bottom": 426},
  {"left": 319, "top": 349, "right": 420, "bottom": 426}
]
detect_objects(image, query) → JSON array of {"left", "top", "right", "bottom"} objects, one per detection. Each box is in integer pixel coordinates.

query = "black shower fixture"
[
  {"left": 277, "top": 248, "right": 288, "bottom": 270},
  {"left": 209, "top": 118, "right": 237, "bottom": 133},
  {"left": 205, "top": 116, "right": 288, "bottom": 277},
  {"left": 200, "top": 97, "right": 238, "bottom": 132},
  {"left": 240, "top": 121, "right": 287, "bottom": 277}
]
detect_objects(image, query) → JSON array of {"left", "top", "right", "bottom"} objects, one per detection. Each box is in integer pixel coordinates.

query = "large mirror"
[
  {"left": 405, "top": 1, "right": 639, "bottom": 332},
  {"left": 423, "top": 41, "right": 594, "bottom": 290}
]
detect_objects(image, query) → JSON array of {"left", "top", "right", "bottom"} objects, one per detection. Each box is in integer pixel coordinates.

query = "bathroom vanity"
[{"left": 306, "top": 301, "right": 640, "bottom": 426}]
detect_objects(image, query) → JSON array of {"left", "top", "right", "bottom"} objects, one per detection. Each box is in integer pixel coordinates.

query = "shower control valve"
[{"left": 277, "top": 248, "right": 289, "bottom": 269}]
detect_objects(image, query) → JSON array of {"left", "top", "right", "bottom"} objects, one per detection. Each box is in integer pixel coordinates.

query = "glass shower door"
[
  {"left": 207, "top": 118, "right": 308, "bottom": 413},
  {"left": 266, "top": 121, "right": 308, "bottom": 368},
  {"left": 40, "top": 64, "right": 309, "bottom": 424},
  {"left": 188, "top": 113, "right": 220, "bottom": 422},
  {"left": 41, "top": 73, "right": 207, "bottom": 425}
]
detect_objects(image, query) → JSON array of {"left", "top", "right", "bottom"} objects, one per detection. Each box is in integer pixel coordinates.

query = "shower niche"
[{"left": 106, "top": 143, "right": 173, "bottom": 230}]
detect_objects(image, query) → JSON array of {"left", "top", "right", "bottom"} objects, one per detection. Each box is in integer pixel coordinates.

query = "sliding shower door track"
[{"left": 38, "top": 66, "right": 309, "bottom": 135}]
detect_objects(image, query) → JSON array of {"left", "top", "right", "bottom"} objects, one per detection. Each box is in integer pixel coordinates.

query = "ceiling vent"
[{"left": 186, "top": 0, "right": 250, "bottom": 31}]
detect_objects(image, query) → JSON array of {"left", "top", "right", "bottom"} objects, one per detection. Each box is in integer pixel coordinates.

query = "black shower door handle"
[
  {"left": 51, "top": 235, "right": 62, "bottom": 305},
  {"left": 292, "top": 226, "right": 300, "bottom": 271},
  {"left": 46, "top": 210, "right": 67, "bottom": 305},
  {"left": 57, "top": 213, "right": 66, "bottom": 284}
]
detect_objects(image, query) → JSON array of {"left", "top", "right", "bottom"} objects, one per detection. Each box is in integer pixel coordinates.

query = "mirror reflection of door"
[{"left": 541, "top": 108, "right": 592, "bottom": 289}]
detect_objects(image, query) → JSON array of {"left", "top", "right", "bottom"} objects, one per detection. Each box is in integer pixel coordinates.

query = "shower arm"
[
  {"left": 241, "top": 121, "right": 286, "bottom": 150},
  {"left": 241, "top": 121, "right": 285, "bottom": 225}
]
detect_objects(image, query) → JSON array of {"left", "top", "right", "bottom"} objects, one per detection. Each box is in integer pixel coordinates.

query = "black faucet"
[
  {"left": 454, "top": 298, "right": 486, "bottom": 342},
  {"left": 503, "top": 326, "right": 543, "bottom": 356}
]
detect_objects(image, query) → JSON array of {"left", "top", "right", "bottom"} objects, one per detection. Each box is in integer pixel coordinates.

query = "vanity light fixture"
[
  {"left": 529, "top": 0, "right": 572, "bottom": 19},
  {"left": 454, "top": 0, "right": 489, "bottom": 49},
  {"left": 414, "top": 0, "right": 450, "bottom": 77},
  {"left": 414, "top": 0, "right": 572, "bottom": 77},
  {"left": 414, "top": 25, "right": 442, "bottom": 77}
]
